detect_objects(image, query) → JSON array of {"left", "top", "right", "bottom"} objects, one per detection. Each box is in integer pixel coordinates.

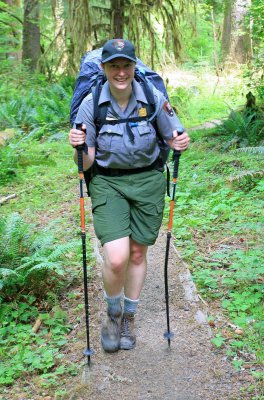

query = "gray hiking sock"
[
  {"left": 124, "top": 296, "right": 139, "bottom": 315},
  {"left": 104, "top": 291, "right": 122, "bottom": 315}
]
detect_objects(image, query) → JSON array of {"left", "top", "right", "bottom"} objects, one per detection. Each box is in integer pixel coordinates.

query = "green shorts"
[{"left": 89, "top": 169, "right": 166, "bottom": 246}]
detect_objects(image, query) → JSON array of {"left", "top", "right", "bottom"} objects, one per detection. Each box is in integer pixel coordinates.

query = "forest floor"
[
  {"left": 61, "top": 218, "right": 245, "bottom": 400},
  {"left": 2, "top": 188, "right": 254, "bottom": 400}
]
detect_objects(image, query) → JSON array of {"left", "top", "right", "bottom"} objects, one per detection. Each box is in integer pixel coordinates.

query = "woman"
[{"left": 69, "top": 38, "right": 190, "bottom": 352}]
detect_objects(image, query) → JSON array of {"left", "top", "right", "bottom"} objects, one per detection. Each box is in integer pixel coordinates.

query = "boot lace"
[{"left": 120, "top": 314, "right": 133, "bottom": 337}]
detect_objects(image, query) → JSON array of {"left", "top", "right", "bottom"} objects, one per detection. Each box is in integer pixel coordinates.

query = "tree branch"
[{"left": 0, "top": 7, "right": 23, "bottom": 25}]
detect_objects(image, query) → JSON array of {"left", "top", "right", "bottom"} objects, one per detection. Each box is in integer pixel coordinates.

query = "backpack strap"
[
  {"left": 92, "top": 74, "right": 109, "bottom": 135},
  {"left": 135, "top": 68, "right": 156, "bottom": 108},
  {"left": 93, "top": 72, "right": 156, "bottom": 135}
]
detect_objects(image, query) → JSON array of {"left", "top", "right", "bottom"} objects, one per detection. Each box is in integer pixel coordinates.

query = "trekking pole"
[
  {"left": 164, "top": 130, "right": 184, "bottom": 348},
  {"left": 75, "top": 123, "right": 94, "bottom": 367}
]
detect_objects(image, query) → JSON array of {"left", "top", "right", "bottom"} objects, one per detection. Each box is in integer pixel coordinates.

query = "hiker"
[{"left": 69, "top": 39, "right": 190, "bottom": 353}]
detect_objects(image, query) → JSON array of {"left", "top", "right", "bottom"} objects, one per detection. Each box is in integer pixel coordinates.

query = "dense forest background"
[
  {"left": 1, "top": 0, "right": 263, "bottom": 75},
  {"left": 0, "top": 1, "right": 263, "bottom": 399}
]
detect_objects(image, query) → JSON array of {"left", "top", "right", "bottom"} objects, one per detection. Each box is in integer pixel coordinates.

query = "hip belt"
[{"left": 94, "top": 159, "right": 163, "bottom": 177}]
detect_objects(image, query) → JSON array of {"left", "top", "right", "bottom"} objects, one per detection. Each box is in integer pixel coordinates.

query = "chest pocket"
[
  {"left": 97, "top": 124, "right": 124, "bottom": 152},
  {"left": 136, "top": 123, "right": 157, "bottom": 151}
]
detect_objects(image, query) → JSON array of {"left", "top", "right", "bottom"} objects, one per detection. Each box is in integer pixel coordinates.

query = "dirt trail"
[{"left": 65, "top": 227, "right": 242, "bottom": 400}]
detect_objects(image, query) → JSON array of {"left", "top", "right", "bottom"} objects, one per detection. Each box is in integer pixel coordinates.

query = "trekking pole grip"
[
  {"left": 173, "top": 150, "right": 181, "bottom": 179},
  {"left": 75, "top": 123, "right": 85, "bottom": 173},
  {"left": 172, "top": 129, "right": 184, "bottom": 179}
]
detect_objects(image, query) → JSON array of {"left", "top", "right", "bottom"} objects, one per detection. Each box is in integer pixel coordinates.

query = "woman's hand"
[
  {"left": 167, "top": 130, "right": 190, "bottom": 151},
  {"left": 69, "top": 125, "right": 86, "bottom": 147}
]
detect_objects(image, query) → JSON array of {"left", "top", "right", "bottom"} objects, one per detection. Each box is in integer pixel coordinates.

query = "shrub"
[
  {"left": 216, "top": 110, "right": 264, "bottom": 147},
  {"left": 0, "top": 213, "right": 79, "bottom": 300}
]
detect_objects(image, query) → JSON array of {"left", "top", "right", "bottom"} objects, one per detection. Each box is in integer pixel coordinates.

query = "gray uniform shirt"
[{"left": 75, "top": 79, "right": 184, "bottom": 169}]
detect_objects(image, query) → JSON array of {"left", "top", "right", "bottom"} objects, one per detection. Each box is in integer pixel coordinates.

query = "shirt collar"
[
  {"left": 132, "top": 79, "right": 148, "bottom": 104},
  {"left": 98, "top": 81, "right": 111, "bottom": 105}
]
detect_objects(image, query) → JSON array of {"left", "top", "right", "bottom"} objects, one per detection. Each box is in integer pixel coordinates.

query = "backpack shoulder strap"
[
  {"left": 135, "top": 70, "right": 156, "bottom": 116},
  {"left": 92, "top": 75, "right": 109, "bottom": 136},
  {"left": 92, "top": 73, "right": 161, "bottom": 134}
]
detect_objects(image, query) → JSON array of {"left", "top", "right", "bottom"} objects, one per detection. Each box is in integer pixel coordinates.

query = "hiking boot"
[
  {"left": 101, "top": 311, "right": 122, "bottom": 353},
  {"left": 119, "top": 313, "right": 136, "bottom": 350}
]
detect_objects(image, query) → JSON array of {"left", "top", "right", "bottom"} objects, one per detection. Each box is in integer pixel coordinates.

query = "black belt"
[{"left": 95, "top": 159, "right": 163, "bottom": 177}]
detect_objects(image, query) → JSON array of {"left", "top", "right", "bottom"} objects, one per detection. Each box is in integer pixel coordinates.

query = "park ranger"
[{"left": 69, "top": 39, "right": 190, "bottom": 352}]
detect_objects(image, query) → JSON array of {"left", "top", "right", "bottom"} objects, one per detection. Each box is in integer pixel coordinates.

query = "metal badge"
[{"left": 139, "top": 107, "right": 147, "bottom": 117}]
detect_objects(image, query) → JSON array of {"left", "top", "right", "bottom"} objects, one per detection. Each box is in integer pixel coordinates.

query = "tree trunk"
[
  {"left": 2, "top": 0, "right": 22, "bottom": 61},
  {"left": 65, "top": 0, "right": 92, "bottom": 74},
  {"left": 111, "top": 0, "right": 125, "bottom": 38},
  {"left": 51, "top": 0, "right": 64, "bottom": 50},
  {"left": 51, "top": 0, "right": 66, "bottom": 70},
  {"left": 22, "top": 0, "right": 41, "bottom": 71},
  {"left": 221, "top": 0, "right": 252, "bottom": 67}
]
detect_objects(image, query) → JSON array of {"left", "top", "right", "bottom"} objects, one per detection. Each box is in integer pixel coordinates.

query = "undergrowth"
[
  {"left": 0, "top": 65, "right": 74, "bottom": 137},
  {"left": 168, "top": 67, "right": 246, "bottom": 127},
  {"left": 0, "top": 297, "right": 78, "bottom": 386},
  {"left": 0, "top": 212, "right": 80, "bottom": 300},
  {"left": 164, "top": 127, "right": 264, "bottom": 396},
  {"left": 0, "top": 122, "right": 94, "bottom": 392}
]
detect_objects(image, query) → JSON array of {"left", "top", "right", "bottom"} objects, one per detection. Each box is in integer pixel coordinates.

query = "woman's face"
[{"left": 102, "top": 58, "right": 135, "bottom": 92}]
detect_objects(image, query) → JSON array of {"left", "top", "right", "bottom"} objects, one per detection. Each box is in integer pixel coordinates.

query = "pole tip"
[
  {"left": 163, "top": 331, "right": 174, "bottom": 341},
  {"left": 84, "top": 348, "right": 94, "bottom": 357}
]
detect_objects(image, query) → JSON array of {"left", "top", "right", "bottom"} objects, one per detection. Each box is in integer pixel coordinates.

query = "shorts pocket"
[
  {"left": 140, "top": 201, "right": 164, "bottom": 217},
  {"left": 156, "top": 202, "right": 164, "bottom": 214},
  {"left": 91, "top": 196, "right": 107, "bottom": 213},
  {"left": 131, "top": 200, "right": 164, "bottom": 245}
]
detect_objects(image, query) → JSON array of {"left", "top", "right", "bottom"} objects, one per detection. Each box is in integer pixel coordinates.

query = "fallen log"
[{"left": 0, "top": 194, "right": 17, "bottom": 205}]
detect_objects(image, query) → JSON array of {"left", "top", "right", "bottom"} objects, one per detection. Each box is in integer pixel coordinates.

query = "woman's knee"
[
  {"left": 103, "top": 238, "right": 130, "bottom": 274},
  {"left": 130, "top": 240, "right": 148, "bottom": 265},
  {"left": 106, "top": 253, "right": 129, "bottom": 273}
]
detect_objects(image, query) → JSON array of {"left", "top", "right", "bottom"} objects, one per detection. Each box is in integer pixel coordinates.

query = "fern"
[
  {"left": 0, "top": 213, "right": 30, "bottom": 269},
  {"left": 228, "top": 170, "right": 264, "bottom": 182},
  {"left": 48, "top": 241, "right": 78, "bottom": 261},
  {"left": 23, "top": 262, "right": 64, "bottom": 280},
  {"left": 0, "top": 268, "right": 20, "bottom": 279},
  {"left": 30, "top": 232, "right": 55, "bottom": 253},
  {"left": 217, "top": 110, "right": 264, "bottom": 147},
  {"left": 0, "top": 213, "right": 79, "bottom": 299},
  {"left": 0, "top": 81, "right": 71, "bottom": 133},
  {"left": 233, "top": 146, "right": 264, "bottom": 154}
]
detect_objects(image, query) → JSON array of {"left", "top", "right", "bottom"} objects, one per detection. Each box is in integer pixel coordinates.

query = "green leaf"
[
  {"left": 231, "top": 359, "right": 244, "bottom": 371},
  {"left": 211, "top": 334, "right": 225, "bottom": 348}
]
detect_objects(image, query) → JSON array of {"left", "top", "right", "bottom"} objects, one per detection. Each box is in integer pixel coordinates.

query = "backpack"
[{"left": 70, "top": 48, "right": 171, "bottom": 195}]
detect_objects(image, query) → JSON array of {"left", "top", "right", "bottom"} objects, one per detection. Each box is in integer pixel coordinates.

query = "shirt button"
[{"left": 108, "top": 129, "right": 112, "bottom": 133}]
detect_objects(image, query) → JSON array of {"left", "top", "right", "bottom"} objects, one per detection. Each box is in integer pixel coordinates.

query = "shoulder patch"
[{"left": 163, "top": 101, "right": 174, "bottom": 117}]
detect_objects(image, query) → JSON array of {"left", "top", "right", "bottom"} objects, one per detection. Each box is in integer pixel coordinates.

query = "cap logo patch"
[{"left": 114, "top": 40, "right": 125, "bottom": 51}]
